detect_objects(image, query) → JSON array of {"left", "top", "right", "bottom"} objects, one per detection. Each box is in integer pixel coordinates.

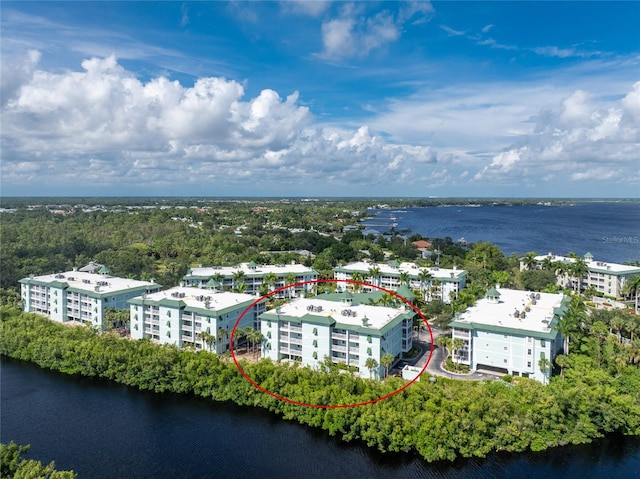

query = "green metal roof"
[
  {"left": 395, "top": 284, "right": 415, "bottom": 300},
  {"left": 485, "top": 287, "right": 501, "bottom": 298},
  {"left": 448, "top": 318, "right": 560, "bottom": 340}
]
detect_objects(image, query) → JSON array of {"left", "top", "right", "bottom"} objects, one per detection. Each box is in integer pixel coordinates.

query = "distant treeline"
[
  {"left": 2, "top": 308, "right": 639, "bottom": 463},
  {"left": 2, "top": 197, "right": 638, "bottom": 209}
]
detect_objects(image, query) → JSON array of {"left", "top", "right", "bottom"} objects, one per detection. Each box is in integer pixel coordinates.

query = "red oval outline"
[{"left": 230, "top": 278, "right": 434, "bottom": 408}]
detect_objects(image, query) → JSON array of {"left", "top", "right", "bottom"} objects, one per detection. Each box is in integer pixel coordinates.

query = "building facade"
[
  {"left": 520, "top": 252, "right": 640, "bottom": 299},
  {"left": 448, "top": 287, "right": 569, "bottom": 383},
  {"left": 334, "top": 260, "right": 467, "bottom": 303},
  {"left": 183, "top": 262, "right": 318, "bottom": 298},
  {"left": 19, "top": 267, "right": 161, "bottom": 329},
  {"left": 260, "top": 292, "right": 415, "bottom": 379},
  {"left": 129, "top": 286, "right": 265, "bottom": 352}
]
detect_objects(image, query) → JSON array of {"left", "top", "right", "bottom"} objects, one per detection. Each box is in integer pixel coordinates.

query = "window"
[
  {"left": 527, "top": 361, "right": 531, "bottom": 368},
  {"left": 367, "top": 335, "right": 372, "bottom": 343},
  {"left": 313, "top": 339, "right": 318, "bottom": 347},
  {"left": 167, "top": 331, "right": 171, "bottom": 338},
  {"left": 504, "top": 335, "right": 508, "bottom": 339},
  {"left": 313, "top": 328, "right": 318, "bottom": 336},
  {"left": 267, "top": 320, "right": 271, "bottom": 327},
  {"left": 166, "top": 320, "right": 171, "bottom": 327},
  {"left": 134, "top": 324, "right": 138, "bottom": 330},
  {"left": 503, "top": 347, "right": 508, "bottom": 351},
  {"left": 527, "top": 349, "right": 532, "bottom": 355},
  {"left": 541, "top": 339, "right": 546, "bottom": 347},
  {"left": 312, "top": 351, "right": 317, "bottom": 359},
  {"left": 503, "top": 359, "right": 507, "bottom": 363},
  {"left": 267, "top": 331, "right": 271, "bottom": 339},
  {"left": 167, "top": 310, "right": 171, "bottom": 317},
  {"left": 367, "top": 347, "right": 372, "bottom": 355}
]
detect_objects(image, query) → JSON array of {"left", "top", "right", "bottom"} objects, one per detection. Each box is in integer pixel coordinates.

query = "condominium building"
[
  {"left": 448, "top": 287, "right": 569, "bottom": 383},
  {"left": 183, "top": 262, "right": 318, "bottom": 298},
  {"left": 520, "top": 252, "right": 640, "bottom": 298},
  {"left": 129, "top": 286, "right": 265, "bottom": 352},
  {"left": 334, "top": 260, "right": 467, "bottom": 303},
  {"left": 260, "top": 292, "right": 415, "bottom": 379},
  {"left": 19, "top": 267, "right": 161, "bottom": 329}
]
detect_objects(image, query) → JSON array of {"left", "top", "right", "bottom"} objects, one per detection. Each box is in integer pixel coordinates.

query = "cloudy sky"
[{"left": 1, "top": 1, "right": 638, "bottom": 197}]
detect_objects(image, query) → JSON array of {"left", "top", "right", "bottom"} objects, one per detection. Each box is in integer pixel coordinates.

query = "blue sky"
[{"left": 1, "top": 1, "right": 638, "bottom": 197}]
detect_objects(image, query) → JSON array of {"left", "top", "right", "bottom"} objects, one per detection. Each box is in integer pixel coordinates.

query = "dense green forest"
[
  {"left": 1, "top": 307, "right": 639, "bottom": 462},
  {"left": 0, "top": 441, "right": 76, "bottom": 478}
]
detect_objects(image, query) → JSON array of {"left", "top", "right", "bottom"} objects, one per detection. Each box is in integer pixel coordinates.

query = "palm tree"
[
  {"left": 541, "top": 257, "right": 554, "bottom": 271},
  {"left": 556, "top": 297, "right": 584, "bottom": 355},
  {"left": 235, "top": 281, "right": 248, "bottom": 294},
  {"left": 522, "top": 252, "right": 538, "bottom": 270},
  {"left": 418, "top": 269, "right": 432, "bottom": 301},
  {"left": 378, "top": 292, "right": 395, "bottom": 307},
  {"left": 538, "top": 356, "right": 552, "bottom": 385},
  {"left": 380, "top": 353, "right": 395, "bottom": 378},
  {"left": 368, "top": 266, "right": 381, "bottom": 287},
  {"left": 249, "top": 329, "right": 264, "bottom": 359},
  {"left": 351, "top": 271, "right": 365, "bottom": 293},
  {"left": 610, "top": 314, "right": 625, "bottom": 344},
  {"left": 399, "top": 271, "right": 411, "bottom": 286},
  {"left": 285, "top": 273, "right": 297, "bottom": 298},
  {"left": 570, "top": 258, "right": 588, "bottom": 292},
  {"left": 217, "top": 327, "right": 228, "bottom": 352},
  {"left": 436, "top": 336, "right": 452, "bottom": 360},
  {"left": 451, "top": 338, "right": 464, "bottom": 371},
  {"left": 364, "top": 357, "right": 379, "bottom": 379},
  {"left": 590, "top": 320, "right": 609, "bottom": 367},
  {"left": 623, "top": 275, "right": 640, "bottom": 314},
  {"left": 626, "top": 315, "right": 640, "bottom": 342},
  {"left": 232, "top": 270, "right": 245, "bottom": 291},
  {"left": 553, "top": 262, "right": 569, "bottom": 288},
  {"left": 212, "top": 272, "right": 223, "bottom": 291},
  {"left": 198, "top": 331, "right": 215, "bottom": 352},
  {"left": 264, "top": 272, "right": 278, "bottom": 292},
  {"left": 491, "top": 270, "right": 510, "bottom": 288},
  {"left": 554, "top": 354, "right": 570, "bottom": 380}
]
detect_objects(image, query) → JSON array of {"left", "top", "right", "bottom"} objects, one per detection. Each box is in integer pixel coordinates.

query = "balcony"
[
  {"left": 332, "top": 333, "right": 347, "bottom": 341},
  {"left": 331, "top": 345, "right": 347, "bottom": 353}
]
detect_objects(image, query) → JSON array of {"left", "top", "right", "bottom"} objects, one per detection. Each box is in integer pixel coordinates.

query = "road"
[{"left": 394, "top": 327, "right": 489, "bottom": 381}]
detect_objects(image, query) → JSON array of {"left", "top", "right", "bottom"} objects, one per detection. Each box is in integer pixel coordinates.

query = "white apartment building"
[
  {"left": 520, "top": 252, "right": 640, "bottom": 299},
  {"left": 19, "top": 267, "right": 161, "bottom": 329},
  {"left": 183, "top": 262, "right": 318, "bottom": 298},
  {"left": 129, "top": 286, "right": 265, "bottom": 352},
  {"left": 448, "top": 287, "right": 569, "bottom": 383},
  {"left": 334, "top": 260, "right": 467, "bottom": 303},
  {"left": 260, "top": 292, "right": 415, "bottom": 379}
]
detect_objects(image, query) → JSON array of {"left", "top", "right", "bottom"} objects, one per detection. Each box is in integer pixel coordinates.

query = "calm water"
[
  {"left": 2, "top": 358, "right": 640, "bottom": 479},
  {"left": 362, "top": 202, "right": 640, "bottom": 263}
]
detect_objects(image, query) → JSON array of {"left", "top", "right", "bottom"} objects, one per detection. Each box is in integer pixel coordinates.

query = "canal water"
[{"left": 2, "top": 357, "right": 639, "bottom": 478}]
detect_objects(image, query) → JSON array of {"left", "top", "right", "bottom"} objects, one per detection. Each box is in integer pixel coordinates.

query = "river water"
[
  {"left": 2, "top": 358, "right": 639, "bottom": 478},
  {"left": 362, "top": 202, "right": 640, "bottom": 263}
]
